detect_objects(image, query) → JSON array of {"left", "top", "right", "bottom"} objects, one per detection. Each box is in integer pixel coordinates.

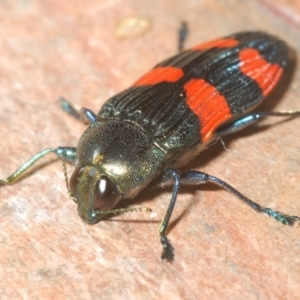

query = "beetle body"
[
  {"left": 72, "top": 31, "right": 287, "bottom": 224},
  {"left": 2, "top": 30, "right": 299, "bottom": 261}
]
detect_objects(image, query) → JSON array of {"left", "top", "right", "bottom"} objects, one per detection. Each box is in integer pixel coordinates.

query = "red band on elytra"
[
  {"left": 133, "top": 66, "right": 184, "bottom": 86},
  {"left": 184, "top": 78, "right": 232, "bottom": 141},
  {"left": 193, "top": 38, "right": 239, "bottom": 51},
  {"left": 239, "top": 48, "right": 283, "bottom": 97}
]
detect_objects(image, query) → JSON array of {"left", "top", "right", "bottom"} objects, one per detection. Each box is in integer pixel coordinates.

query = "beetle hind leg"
[
  {"left": 178, "top": 21, "right": 188, "bottom": 52},
  {"left": 216, "top": 111, "right": 300, "bottom": 137},
  {"left": 178, "top": 170, "right": 300, "bottom": 226},
  {"left": 262, "top": 208, "right": 300, "bottom": 226}
]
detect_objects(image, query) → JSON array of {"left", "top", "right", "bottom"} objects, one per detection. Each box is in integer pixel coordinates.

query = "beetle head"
[{"left": 69, "top": 164, "right": 122, "bottom": 224}]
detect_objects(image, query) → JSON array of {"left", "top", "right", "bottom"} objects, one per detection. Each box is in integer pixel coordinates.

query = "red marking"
[
  {"left": 134, "top": 66, "right": 184, "bottom": 86},
  {"left": 239, "top": 48, "right": 283, "bottom": 97},
  {"left": 193, "top": 38, "right": 239, "bottom": 51},
  {"left": 184, "top": 79, "right": 232, "bottom": 141}
]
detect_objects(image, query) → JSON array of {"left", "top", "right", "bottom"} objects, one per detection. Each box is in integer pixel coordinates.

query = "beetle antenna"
[
  {"left": 62, "top": 159, "right": 78, "bottom": 204},
  {"left": 96, "top": 206, "right": 152, "bottom": 216}
]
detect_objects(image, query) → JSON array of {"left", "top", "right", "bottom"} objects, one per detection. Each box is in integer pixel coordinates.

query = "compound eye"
[
  {"left": 69, "top": 167, "right": 85, "bottom": 198},
  {"left": 94, "top": 176, "right": 121, "bottom": 210}
]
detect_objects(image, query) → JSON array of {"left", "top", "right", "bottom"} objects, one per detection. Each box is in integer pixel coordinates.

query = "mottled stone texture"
[{"left": 0, "top": 1, "right": 300, "bottom": 299}]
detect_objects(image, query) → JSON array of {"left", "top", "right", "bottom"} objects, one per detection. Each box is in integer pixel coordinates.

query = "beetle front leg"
[
  {"left": 59, "top": 98, "right": 97, "bottom": 124},
  {"left": 158, "top": 169, "right": 181, "bottom": 262},
  {"left": 0, "top": 147, "right": 77, "bottom": 186}
]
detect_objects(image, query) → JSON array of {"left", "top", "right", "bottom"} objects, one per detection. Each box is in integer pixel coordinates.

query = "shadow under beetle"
[{"left": 1, "top": 28, "right": 300, "bottom": 261}]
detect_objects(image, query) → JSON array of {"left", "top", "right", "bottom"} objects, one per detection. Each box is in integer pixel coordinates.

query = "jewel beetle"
[{"left": 1, "top": 30, "right": 300, "bottom": 262}]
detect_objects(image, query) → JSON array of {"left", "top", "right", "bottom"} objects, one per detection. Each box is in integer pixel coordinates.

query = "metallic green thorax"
[{"left": 77, "top": 120, "right": 166, "bottom": 196}]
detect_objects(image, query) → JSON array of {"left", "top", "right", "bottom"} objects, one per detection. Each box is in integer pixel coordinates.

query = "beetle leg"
[
  {"left": 216, "top": 111, "right": 300, "bottom": 137},
  {"left": 56, "top": 147, "right": 77, "bottom": 164},
  {"left": 0, "top": 147, "right": 77, "bottom": 186},
  {"left": 156, "top": 169, "right": 300, "bottom": 260},
  {"left": 159, "top": 169, "right": 181, "bottom": 262},
  {"left": 177, "top": 170, "right": 300, "bottom": 226},
  {"left": 59, "top": 97, "right": 97, "bottom": 124},
  {"left": 178, "top": 21, "right": 188, "bottom": 52}
]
